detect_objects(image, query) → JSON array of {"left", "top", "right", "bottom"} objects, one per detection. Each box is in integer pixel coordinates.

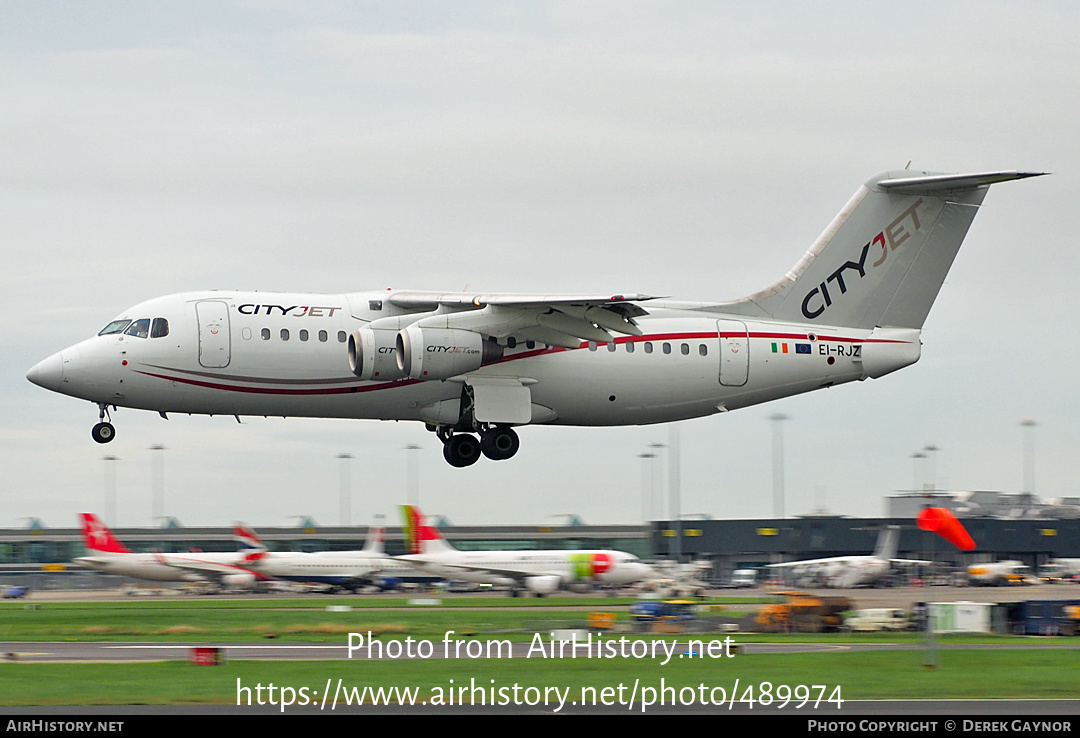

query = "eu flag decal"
[{"left": 795, "top": 343, "right": 811, "bottom": 354}]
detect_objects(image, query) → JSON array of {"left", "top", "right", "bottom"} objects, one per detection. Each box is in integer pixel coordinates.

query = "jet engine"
[
  {"left": 221, "top": 572, "right": 257, "bottom": 589},
  {"left": 348, "top": 327, "right": 406, "bottom": 381},
  {"left": 396, "top": 326, "right": 503, "bottom": 381},
  {"left": 524, "top": 575, "right": 561, "bottom": 596}
]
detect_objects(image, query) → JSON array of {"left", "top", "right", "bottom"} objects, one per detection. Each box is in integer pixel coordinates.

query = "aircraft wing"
[
  {"left": 765, "top": 557, "right": 841, "bottom": 569},
  {"left": 154, "top": 553, "right": 259, "bottom": 578},
  {"left": 384, "top": 291, "right": 659, "bottom": 348}
]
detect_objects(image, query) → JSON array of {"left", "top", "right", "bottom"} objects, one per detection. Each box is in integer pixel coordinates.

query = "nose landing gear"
[{"left": 92, "top": 403, "right": 116, "bottom": 444}]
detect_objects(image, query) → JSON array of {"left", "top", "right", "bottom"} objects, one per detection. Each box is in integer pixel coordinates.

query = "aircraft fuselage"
[{"left": 30, "top": 290, "right": 919, "bottom": 428}]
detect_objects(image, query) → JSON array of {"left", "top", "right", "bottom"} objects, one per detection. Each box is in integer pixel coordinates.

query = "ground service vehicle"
[
  {"left": 844, "top": 608, "right": 911, "bottom": 632},
  {"left": 756, "top": 591, "right": 853, "bottom": 633}
]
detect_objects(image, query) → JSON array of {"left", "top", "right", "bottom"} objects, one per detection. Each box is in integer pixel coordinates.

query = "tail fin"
[
  {"left": 233, "top": 523, "right": 266, "bottom": 551},
  {"left": 400, "top": 505, "right": 456, "bottom": 556},
  {"left": 362, "top": 526, "right": 385, "bottom": 555},
  {"left": 79, "top": 513, "right": 130, "bottom": 554},
  {"left": 725, "top": 170, "right": 1045, "bottom": 330},
  {"left": 873, "top": 526, "right": 901, "bottom": 560}
]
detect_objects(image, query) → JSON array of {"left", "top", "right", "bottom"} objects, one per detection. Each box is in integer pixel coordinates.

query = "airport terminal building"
[{"left": 3, "top": 494, "right": 1080, "bottom": 588}]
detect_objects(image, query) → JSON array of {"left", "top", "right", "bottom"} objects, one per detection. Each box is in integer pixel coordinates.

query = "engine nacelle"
[
  {"left": 524, "top": 575, "right": 561, "bottom": 595},
  {"left": 396, "top": 326, "right": 504, "bottom": 381},
  {"left": 221, "top": 572, "right": 256, "bottom": 589},
  {"left": 348, "top": 327, "right": 406, "bottom": 381}
]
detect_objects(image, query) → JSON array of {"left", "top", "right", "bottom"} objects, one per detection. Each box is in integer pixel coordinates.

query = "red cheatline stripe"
[{"left": 135, "top": 371, "right": 423, "bottom": 396}]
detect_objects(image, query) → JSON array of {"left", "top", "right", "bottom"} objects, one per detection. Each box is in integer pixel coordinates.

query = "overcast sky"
[{"left": 4, "top": 2, "right": 1078, "bottom": 529}]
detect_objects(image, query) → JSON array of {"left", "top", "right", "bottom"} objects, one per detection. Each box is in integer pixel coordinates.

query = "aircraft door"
[
  {"left": 717, "top": 319, "right": 748, "bottom": 386},
  {"left": 196, "top": 300, "right": 231, "bottom": 368}
]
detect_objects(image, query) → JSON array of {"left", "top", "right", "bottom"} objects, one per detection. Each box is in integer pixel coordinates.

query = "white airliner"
[
  {"left": 396, "top": 505, "right": 653, "bottom": 596},
  {"left": 74, "top": 512, "right": 269, "bottom": 588},
  {"left": 27, "top": 170, "right": 1042, "bottom": 466},
  {"left": 766, "top": 526, "right": 928, "bottom": 588},
  {"left": 238, "top": 526, "right": 437, "bottom": 591}
]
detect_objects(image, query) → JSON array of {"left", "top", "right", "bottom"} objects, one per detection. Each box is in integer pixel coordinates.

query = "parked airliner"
[
  {"left": 766, "top": 526, "right": 928, "bottom": 588},
  {"left": 27, "top": 170, "right": 1043, "bottom": 466},
  {"left": 397, "top": 505, "right": 652, "bottom": 596},
  {"left": 238, "top": 526, "right": 437, "bottom": 591},
  {"left": 74, "top": 513, "right": 269, "bottom": 588}
]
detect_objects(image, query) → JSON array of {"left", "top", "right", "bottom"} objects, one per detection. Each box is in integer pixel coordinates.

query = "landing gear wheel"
[
  {"left": 480, "top": 426, "right": 519, "bottom": 461},
  {"left": 92, "top": 422, "right": 116, "bottom": 444},
  {"left": 443, "top": 434, "right": 481, "bottom": 467}
]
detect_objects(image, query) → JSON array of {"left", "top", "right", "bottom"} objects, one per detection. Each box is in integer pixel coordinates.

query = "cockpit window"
[
  {"left": 98, "top": 320, "right": 132, "bottom": 336},
  {"left": 150, "top": 318, "right": 169, "bottom": 338},
  {"left": 123, "top": 318, "right": 151, "bottom": 339}
]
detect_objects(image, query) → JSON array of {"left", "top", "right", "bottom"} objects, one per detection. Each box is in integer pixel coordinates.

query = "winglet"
[{"left": 79, "top": 513, "right": 130, "bottom": 554}]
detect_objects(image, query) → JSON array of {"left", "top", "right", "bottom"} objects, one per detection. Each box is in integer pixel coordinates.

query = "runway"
[{"left": 5, "top": 637, "right": 1080, "bottom": 663}]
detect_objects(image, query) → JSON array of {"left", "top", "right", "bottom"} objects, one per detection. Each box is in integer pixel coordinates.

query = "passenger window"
[
  {"left": 681, "top": 343, "right": 689, "bottom": 355},
  {"left": 663, "top": 343, "right": 671, "bottom": 354},
  {"left": 507, "top": 337, "right": 517, "bottom": 349},
  {"left": 626, "top": 342, "right": 635, "bottom": 353},
  {"left": 124, "top": 319, "right": 150, "bottom": 339},
  {"left": 699, "top": 344, "right": 708, "bottom": 356},
  {"left": 150, "top": 318, "right": 169, "bottom": 338},
  {"left": 337, "top": 331, "right": 347, "bottom": 343},
  {"left": 98, "top": 320, "right": 131, "bottom": 336},
  {"left": 588, "top": 342, "right": 597, "bottom": 352},
  {"left": 280, "top": 329, "right": 290, "bottom": 341},
  {"left": 644, "top": 342, "right": 653, "bottom": 354},
  {"left": 261, "top": 328, "right": 270, "bottom": 340},
  {"left": 607, "top": 342, "right": 616, "bottom": 352},
  {"left": 319, "top": 330, "right": 328, "bottom": 342},
  {"left": 526, "top": 340, "right": 535, "bottom": 349},
  {"left": 299, "top": 329, "right": 309, "bottom": 342}
]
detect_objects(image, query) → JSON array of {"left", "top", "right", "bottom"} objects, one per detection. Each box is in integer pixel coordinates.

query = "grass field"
[{"left": 0, "top": 596, "right": 1077, "bottom": 707}]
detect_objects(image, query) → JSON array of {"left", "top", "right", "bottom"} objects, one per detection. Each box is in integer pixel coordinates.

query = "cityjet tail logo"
[
  {"left": 237, "top": 304, "right": 342, "bottom": 317},
  {"left": 426, "top": 345, "right": 480, "bottom": 354},
  {"left": 801, "top": 198, "right": 924, "bottom": 320}
]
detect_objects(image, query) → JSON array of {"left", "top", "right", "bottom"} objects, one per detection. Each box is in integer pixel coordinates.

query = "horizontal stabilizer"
[{"left": 877, "top": 171, "right": 1047, "bottom": 194}]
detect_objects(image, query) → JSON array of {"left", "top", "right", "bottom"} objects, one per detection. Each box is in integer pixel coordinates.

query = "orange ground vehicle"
[{"left": 756, "top": 591, "right": 853, "bottom": 633}]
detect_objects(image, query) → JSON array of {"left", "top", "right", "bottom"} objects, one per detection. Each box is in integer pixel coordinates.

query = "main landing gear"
[
  {"left": 92, "top": 403, "right": 116, "bottom": 444},
  {"left": 437, "top": 425, "right": 520, "bottom": 468}
]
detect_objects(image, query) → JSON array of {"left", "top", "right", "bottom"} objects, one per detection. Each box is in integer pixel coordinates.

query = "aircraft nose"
[{"left": 26, "top": 352, "right": 64, "bottom": 392}]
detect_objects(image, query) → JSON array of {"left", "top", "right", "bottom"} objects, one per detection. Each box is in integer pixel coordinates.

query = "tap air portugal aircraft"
[
  {"left": 397, "top": 505, "right": 653, "bottom": 596},
  {"left": 765, "top": 526, "right": 929, "bottom": 588},
  {"left": 27, "top": 170, "right": 1043, "bottom": 466},
  {"left": 74, "top": 512, "right": 269, "bottom": 588}
]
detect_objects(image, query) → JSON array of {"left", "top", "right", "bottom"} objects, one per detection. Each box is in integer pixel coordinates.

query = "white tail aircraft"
[
  {"left": 237, "top": 526, "right": 438, "bottom": 591},
  {"left": 765, "top": 526, "right": 929, "bottom": 588},
  {"left": 398, "top": 505, "right": 653, "bottom": 596},
  {"left": 74, "top": 512, "right": 269, "bottom": 588},
  {"left": 27, "top": 170, "right": 1042, "bottom": 466}
]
